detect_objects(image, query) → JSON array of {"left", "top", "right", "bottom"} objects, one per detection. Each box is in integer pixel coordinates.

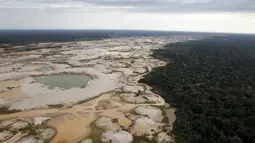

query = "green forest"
[{"left": 140, "top": 36, "right": 255, "bottom": 143}]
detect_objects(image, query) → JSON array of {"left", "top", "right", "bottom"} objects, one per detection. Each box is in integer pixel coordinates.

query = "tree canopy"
[{"left": 140, "top": 36, "right": 255, "bottom": 143}]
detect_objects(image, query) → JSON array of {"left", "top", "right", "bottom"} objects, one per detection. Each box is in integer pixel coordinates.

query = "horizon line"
[{"left": 0, "top": 29, "right": 255, "bottom": 35}]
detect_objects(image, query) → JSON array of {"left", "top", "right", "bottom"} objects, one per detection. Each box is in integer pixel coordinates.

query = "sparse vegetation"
[
  {"left": 47, "top": 104, "right": 65, "bottom": 109},
  {"left": 0, "top": 106, "right": 21, "bottom": 115}
]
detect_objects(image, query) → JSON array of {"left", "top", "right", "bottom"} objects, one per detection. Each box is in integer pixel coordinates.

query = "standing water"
[{"left": 35, "top": 74, "right": 90, "bottom": 89}]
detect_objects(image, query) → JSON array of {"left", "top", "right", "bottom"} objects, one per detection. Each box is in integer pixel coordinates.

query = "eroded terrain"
[{"left": 0, "top": 36, "right": 195, "bottom": 143}]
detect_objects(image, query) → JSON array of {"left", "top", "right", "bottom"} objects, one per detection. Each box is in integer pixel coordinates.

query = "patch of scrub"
[
  {"left": 16, "top": 135, "right": 44, "bottom": 143},
  {"left": 120, "top": 93, "right": 147, "bottom": 104},
  {"left": 9, "top": 120, "right": 30, "bottom": 131},
  {"left": 0, "top": 119, "right": 18, "bottom": 129},
  {"left": 34, "top": 74, "right": 90, "bottom": 89},
  {"left": 101, "top": 130, "right": 133, "bottom": 143},
  {"left": 35, "top": 127, "right": 56, "bottom": 140},
  {"left": 125, "top": 113, "right": 143, "bottom": 121},
  {"left": 0, "top": 117, "right": 56, "bottom": 142},
  {"left": 120, "top": 93, "right": 158, "bottom": 104},
  {"left": 156, "top": 132, "right": 174, "bottom": 143},
  {"left": 0, "top": 130, "right": 14, "bottom": 142},
  {"left": 95, "top": 99, "right": 121, "bottom": 110},
  {"left": 94, "top": 117, "right": 121, "bottom": 131},
  {"left": 129, "top": 117, "right": 163, "bottom": 137},
  {"left": 135, "top": 106, "right": 163, "bottom": 122},
  {"left": 98, "top": 110, "right": 132, "bottom": 129}
]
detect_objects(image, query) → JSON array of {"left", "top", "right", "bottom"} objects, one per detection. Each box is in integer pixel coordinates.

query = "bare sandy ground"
[
  {"left": 0, "top": 36, "right": 196, "bottom": 142},
  {"left": 0, "top": 91, "right": 169, "bottom": 142},
  {"left": 0, "top": 80, "right": 21, "bottom": 99},
  {"left": 0, "top": 87, "right": 22, "bottom": 100}
]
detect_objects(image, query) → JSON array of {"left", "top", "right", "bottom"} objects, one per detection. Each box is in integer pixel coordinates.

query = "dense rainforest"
[{"left": 140, "top": 36, "right": 255, "bottom": 143}]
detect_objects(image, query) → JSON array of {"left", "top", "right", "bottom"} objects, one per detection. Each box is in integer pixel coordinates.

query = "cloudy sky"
[{"left": 0, "top": 0, "right": 255, "bottom": 33}]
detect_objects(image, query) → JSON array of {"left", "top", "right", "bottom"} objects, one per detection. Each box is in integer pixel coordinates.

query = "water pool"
[{"left": 35, "top": 74, "right": 90, "bottom": 89}]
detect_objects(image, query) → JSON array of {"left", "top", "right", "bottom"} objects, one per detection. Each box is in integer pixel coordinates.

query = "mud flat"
[{"left": 0, "top": 36, "right": 196, "bottom": 143}]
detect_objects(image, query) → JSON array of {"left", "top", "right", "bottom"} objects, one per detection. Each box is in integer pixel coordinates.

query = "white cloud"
[
  {"left": 0, "top": 0, "right": 254, "bottom": 33},
  {"left": 0, "top": 0, "right": 254, "bottom": 12}
]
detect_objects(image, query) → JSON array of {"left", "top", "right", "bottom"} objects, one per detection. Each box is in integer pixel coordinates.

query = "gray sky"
[{"left": 0, "top": 0, "right": 255, "bottom": 33}]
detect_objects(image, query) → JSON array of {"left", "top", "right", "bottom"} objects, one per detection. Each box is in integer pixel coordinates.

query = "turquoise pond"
[
  {"left": 34, "top": 74, "right": 90, "bottom": 89},
  {"left": 39, "top": 66, "right": 53, "bottom": 71}
]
